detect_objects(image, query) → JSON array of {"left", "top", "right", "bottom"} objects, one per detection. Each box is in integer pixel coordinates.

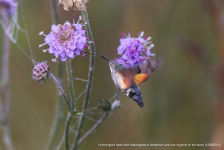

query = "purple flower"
[
  {"left": 39, "top": 16, "right": 87, "bottom": 62},
  {"left": 116, "top": 32, "right": 155, "bottom": 68},
  {"left": 0, "top": 0, "right": 16, "bottom": 15}
]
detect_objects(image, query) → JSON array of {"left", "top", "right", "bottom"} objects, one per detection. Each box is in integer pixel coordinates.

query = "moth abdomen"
[{"left": 125, "top": 85, "right": 144, "bottom": 108}]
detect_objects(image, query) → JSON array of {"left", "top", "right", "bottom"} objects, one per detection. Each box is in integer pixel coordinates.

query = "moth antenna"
[
  {"left": 84, "top": 52, "right": 112, "bottom": 62},
  {"left": 118, "top": 49, "right": 127, "bottom": 61}
]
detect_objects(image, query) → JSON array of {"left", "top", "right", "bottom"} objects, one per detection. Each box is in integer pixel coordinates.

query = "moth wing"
[
  {"left": 125, "top": 66, "right": 149, "bottom": 85},
  {"left": 117, "top": 68, "right": 134, "bottom": 90},
  {"left": 134, "top": 74, "right": 149, "bottom": 85},
  {"left": 118, "top": 75, "right": 132, "bottom": 89},
  {"left": 132, "top": 57, "right": 163, "bottom": 85}
]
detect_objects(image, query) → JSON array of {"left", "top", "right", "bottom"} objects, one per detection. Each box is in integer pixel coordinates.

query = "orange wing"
[{"left": 134, "top": 74, "right": 149, "bottom": 85}]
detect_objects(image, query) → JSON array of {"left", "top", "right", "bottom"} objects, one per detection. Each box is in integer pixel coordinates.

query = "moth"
[{"left": 90, "top": 52, "right": 163, "bottom": 108}]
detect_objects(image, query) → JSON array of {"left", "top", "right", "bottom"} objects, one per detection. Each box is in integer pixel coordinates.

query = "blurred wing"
[
  {"left": 134, "top": 74, "right": 149, "bottom": 85},
  {"left": 117, "top": 72, "right": 132, "bottom": 89}
]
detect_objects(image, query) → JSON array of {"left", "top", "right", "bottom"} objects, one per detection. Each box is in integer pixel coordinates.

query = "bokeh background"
[{"left": 1, "top": 0, "right": 224, "bottom": 150}]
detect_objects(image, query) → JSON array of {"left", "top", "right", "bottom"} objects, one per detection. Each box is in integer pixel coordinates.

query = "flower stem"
[
  {"left": 0, "top": 7, "right": 14, "bottom": 150},
  {"left": 46, "top": 0, "right": 64, "bottom": 150},
  {"left": 64, "top": 58, "right": 76, "bottom": 150},
  {"left": 64, "top": 113, "right": 72, "bottom": 150},
  {"left": 78, "top": 112, "right": 110, "bottom": 146},
  {"left": 72, "top": 10, "right": 96, "bottom": 150},
  {"left": 117, "top": 89, "right": 121, "bottom": 99},
  {"left": 66, "top": 59, "right": 75, "bottom": 113},
  {"left": 50, "top": 0, "right": 60, "bottom": 25},
  {"left": 49, "top": 73, "right": 70, "bottom": 108}
]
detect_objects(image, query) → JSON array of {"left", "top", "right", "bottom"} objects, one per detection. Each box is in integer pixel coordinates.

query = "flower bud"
[
  {"left": 32, "top": 61, "right": 49, "bottom": 84},
  {"left": 98, "top": 99, "right": 111, "bottom": 111}
]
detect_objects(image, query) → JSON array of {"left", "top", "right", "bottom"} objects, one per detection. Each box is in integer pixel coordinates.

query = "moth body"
[
  {"left": 109, "top": 60, "right": 144, "bottom": 107},
  {"left": 109, "top": 57, "right": 163, "bottom": 108}
]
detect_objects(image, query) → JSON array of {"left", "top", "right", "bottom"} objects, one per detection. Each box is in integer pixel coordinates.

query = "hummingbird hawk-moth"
[
  {"left": 88, "top": 52, "right": 163, "bottom": 108},
  {"left": 109, "top": 57, "right": 163, "bottom": 107}
]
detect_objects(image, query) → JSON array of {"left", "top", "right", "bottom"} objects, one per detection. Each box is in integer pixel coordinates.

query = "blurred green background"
[{"left": 0, "top": 0, "right": 223, "bottom": 150}]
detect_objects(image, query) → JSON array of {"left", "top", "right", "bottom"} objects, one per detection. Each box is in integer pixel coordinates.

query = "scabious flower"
[
  {"left": 32, "top": 61, "right": 50, "bottom": 84},
  {"left": 39, "top": 16, "right": 87, "bottom": 62},
  {"left": 116, "top": 32, "right": 155, "bottom": 68},
  {"left": 59, "top": 0, "right": 88, "bottom": 11},
  {"left": 0, "top": 0, "right": 16, "bottom": 15}
]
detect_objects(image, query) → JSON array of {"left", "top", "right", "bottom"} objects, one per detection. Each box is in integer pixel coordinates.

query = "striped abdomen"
[{"left": 124, "top": 84, "right": 144, "bottom": 108}]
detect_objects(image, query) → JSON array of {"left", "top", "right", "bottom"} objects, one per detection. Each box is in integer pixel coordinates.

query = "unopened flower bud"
[
  {"left": 98, "top": 99, "right": 111, "bottom": 111},
  {"left": 32, "top": 61, "right": 50, "bottom": 84}
]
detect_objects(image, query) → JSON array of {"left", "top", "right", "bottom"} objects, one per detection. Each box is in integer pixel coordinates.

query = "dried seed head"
[
  {"left": 59, "top": 0, "right": 89, "bottom": 11},
  {"left": 32, "top": 61, "right": 50, "bottom": 84}
]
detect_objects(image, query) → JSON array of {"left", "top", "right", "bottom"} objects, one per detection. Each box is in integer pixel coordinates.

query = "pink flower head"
[
  {"left": 39, "top": 16, "right": 87, "bottom": 61},
  {"left": 116, "top": 32, "right": 155, "bottom": 68}
]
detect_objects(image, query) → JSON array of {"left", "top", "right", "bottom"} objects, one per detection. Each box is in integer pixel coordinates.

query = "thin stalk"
[
  {"left": 63, "top": 58, "right": 76, "bottom": 150},
  {"left": 0, "top": 7, "right": 14, "bottom": 150},
  {"left": 66, "top": 59, "right": 75, "bottom": 113},
  {"left": 50, "top": 0, "right": 60, "bottom": 25},
  {"left": 117, "top": 89, "right": 121, "bottom": 99},
  {"left": 78, "top": 112, "right": 109, "bottom": 146},
  {"left": 0, "top": 99, "right": 14, "bottom": 150},
  {"left": 46, "top": 0, "right": 64, "bottom": 150},
  {"left": 64, "top": 113, "right": 72, "bottom": 150},
  {"left": 0, "top": 8, "right": 10, "bottom": 118},
  {"left": 72, "top": 10, "right": 96, "bottom": 150},
  {"left": 49, "top": 73, "right": 70, "bottom": 108}
]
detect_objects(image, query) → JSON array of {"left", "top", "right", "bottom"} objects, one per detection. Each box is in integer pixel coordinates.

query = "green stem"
[
  {"left": 64, "top": 113, "right": 73, "bottom": 150},
  {"left": 51, "top": 0, "right": 60, "bottom": 25},
  {"left": 117, "top": 89, "right": 121, "bottom": 99},
  {"left": 46, "top": 0, "right": 64, "bottom": 150},
  {"left": 66, "top": 59, "right": 75, "bottom": 113},
  {"left": 64, "top": 59, "right": 75, "bottom": 150},
  {"left": 72, "top": 10, "right": 96, "bottom": 150}
]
